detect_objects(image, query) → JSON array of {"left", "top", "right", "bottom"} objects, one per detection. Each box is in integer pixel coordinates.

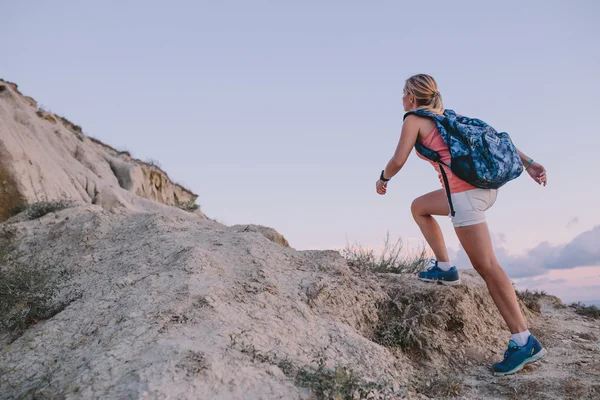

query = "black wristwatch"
[{"left": 380, "top": 170, "right": 390, "bottom": 182}]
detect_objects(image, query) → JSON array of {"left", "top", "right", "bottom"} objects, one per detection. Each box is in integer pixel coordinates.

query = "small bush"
[
  {"left": 570, "top": 302, "right": 600, "bottom": 319},
  {"left": 342, "top": 233, "right": 430, "bottom": 274},
  {"left": 375, "top": 289, "right": 450, "bottom": 352},
  {"left": 515, "top": 289, "right": 546, "bottom": 313},
  {"left": 176, "top": 200, "right": 200, "bottom": 212},
  {"left": 0, "top": 85, "right": 6, "bottom": 92},
  {"left": 294, "top": 359, "right": 389, "bottom": 400},
  {"left": 0, "top": 252, "right": 73, "bottom": 339},
  {"left": 10, "top": 201, "right": 73, "bottom": 220}
]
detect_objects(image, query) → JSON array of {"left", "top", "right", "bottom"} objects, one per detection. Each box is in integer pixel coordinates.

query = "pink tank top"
[{"left": 416, "top": 126, "right": 476, "bottom": 194}]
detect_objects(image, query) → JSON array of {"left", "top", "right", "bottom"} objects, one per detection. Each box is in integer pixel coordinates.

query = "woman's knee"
[
  {"left": 411, "top": 197, "right": 424, "bottom": 218},
  {"left": 471, "top": 258, "right": 500, "bottom": 278}
]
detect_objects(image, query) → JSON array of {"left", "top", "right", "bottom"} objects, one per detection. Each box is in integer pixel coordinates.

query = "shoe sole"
[
  {"left": 417, "top": 277, "right": 461, "bottom": 286},
  {"left": 493, "top": 347, "right": 547, "bottom": 376}
]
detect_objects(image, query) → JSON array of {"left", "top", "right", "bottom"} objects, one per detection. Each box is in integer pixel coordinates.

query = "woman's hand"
[
  {"left": 527, "top": 162, "right": 547, "bottom": 186},
  {"left": 376, "top": 180, "right": 387, "bottom": 195}
]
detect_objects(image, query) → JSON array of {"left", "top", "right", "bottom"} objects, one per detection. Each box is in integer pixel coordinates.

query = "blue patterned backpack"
[{"left": 403, "top": 109, "right": 523, "bottom": 216}]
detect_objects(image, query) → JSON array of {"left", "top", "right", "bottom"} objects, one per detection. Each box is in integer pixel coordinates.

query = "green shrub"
[
  {"left": 176, "top": 200, "right": 200, "bottom": 212},
  {"left": 0, "top": 251, "right": 75, "bottom": 339}
]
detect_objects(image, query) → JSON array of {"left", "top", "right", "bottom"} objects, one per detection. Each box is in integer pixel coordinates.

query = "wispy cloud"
[
  {"left": 567, "top": 217, "right": 579, "bottom": 229},
  {"left": 454, "top": 225, "right": 600, "bottom": 278}
]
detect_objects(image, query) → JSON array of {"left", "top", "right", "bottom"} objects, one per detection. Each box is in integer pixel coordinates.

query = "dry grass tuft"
[
  {"left": 342, "top": 233, "right": 430, "bottom": 274},
  {"left": 374, "top": 287, "right": 453, "bottom": 355}
]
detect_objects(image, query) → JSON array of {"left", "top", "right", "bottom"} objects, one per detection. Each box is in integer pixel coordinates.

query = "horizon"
[{"left": 1, "top": 1, "right": 599, "bottom": 306}]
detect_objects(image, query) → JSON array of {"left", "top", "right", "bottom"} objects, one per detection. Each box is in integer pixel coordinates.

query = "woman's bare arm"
[{"left": 381, "top": 116, "right": 420, "bottom": 180}]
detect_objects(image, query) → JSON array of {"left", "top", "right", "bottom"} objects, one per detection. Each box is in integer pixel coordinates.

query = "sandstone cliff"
[{"left": 0, "top": 79, "right": 201, "bottom": 221}]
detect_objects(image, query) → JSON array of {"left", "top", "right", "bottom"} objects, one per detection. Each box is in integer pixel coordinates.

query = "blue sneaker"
[
  {"left": 417, "top": 259, "right": 460, "bottom": 285},
  {"left": 492, "top": 335, "right": 547, "bottom": 376}
]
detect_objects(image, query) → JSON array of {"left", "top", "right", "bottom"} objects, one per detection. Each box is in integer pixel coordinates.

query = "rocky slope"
[{"left": 1, "top": 205, "right": 598, "bottom": 399}]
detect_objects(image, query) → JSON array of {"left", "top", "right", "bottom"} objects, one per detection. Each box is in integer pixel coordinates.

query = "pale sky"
[{"left": 2, "top": 0, "right": 599, "bottom": 304}]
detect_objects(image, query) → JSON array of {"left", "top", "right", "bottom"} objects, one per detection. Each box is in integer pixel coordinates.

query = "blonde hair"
[{"left": 405, "top": 74, "right": 444, "bottom": 115}]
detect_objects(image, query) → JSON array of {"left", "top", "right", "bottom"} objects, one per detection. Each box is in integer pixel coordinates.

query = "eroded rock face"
[
  {"left": 0, "top": 140, "right": 23, "bottom": 221},
  {"left": 0, "top": 80, "right": 200, "bottom": 220}
]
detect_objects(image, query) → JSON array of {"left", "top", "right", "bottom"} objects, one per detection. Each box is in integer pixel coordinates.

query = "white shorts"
[{"left": 449, "top": 189, "right": 498, "bottom": 227}]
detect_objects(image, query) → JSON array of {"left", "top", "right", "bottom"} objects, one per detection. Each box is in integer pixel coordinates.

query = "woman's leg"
[
  {"left": 411, "top": 189, "right": 451, "bottom": 262},
  {"left": 454, "top": 222, "right": 527, "bottom": 333}
]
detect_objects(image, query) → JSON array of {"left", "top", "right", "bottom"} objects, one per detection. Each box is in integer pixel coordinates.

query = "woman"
[{"left": 376, "top": 74, "right": 547, "bottom": 376}]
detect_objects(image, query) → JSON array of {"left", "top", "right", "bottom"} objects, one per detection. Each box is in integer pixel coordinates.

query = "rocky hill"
[{"left": 0, "top": 82, "right": 598, "bottom": 399}]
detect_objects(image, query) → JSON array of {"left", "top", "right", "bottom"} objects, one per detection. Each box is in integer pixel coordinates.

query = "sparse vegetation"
[
  {"left": 176, "top": 200, "right": 200, "bottom": 212},
  {"left": 9, "top": 203, "right": 28, "bottom": 217},
  {"left": 563, "top": 377, "right": 588, "bottom": 399},
  {"left": 56, "top": 115, "right": 82, "bottom": 133},
  {"left": 35, "top": 110, "right": 57, "bottom": 124},
  {"left": 490, "top": 379, "right": 544, "bottom": 400},
  {"left": 294, "top": 359, "right": 390, "bottom": 400},
  {"left": 10, "top": 201, "right": 73, "bottom": 220},
  {"left": 415, "top": 372, "right": 464, "bottom": 398},
  {"left": 516, "top": 289, "right": 546, "bottom": 313},
  {"left": 374, "top": 288, "right": 451, "bottom": 353},
  {"left": 0, "top": 247, "right": 75, "bottom": 340},
  {"left": 229, "top": 338, "right": 396, "bottom": 399},
  {"left": 342, "top": 233, "right": 430, "bottom": 274},
  {"left": 117, "top": 148, "right": 132, "bottom": 157},
  {"left": 569, "top": 302, "right": 600, "bottom": 319},
  {"left": 176, "top": 350, "right": 207, "bottom": 377},
  {"left": 0, "top": 85, "right": 6, "bottom": 92},
  {"left": 146, "top": 158, "right": 162, "bottom": 168},
  {"left": 44, "top": 114, "right": 57, "bottom": 123}
]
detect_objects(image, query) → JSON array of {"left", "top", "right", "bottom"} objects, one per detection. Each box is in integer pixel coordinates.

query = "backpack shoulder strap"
[{"left": 403, "top": 108, "right": 457, "bottom": 217}]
